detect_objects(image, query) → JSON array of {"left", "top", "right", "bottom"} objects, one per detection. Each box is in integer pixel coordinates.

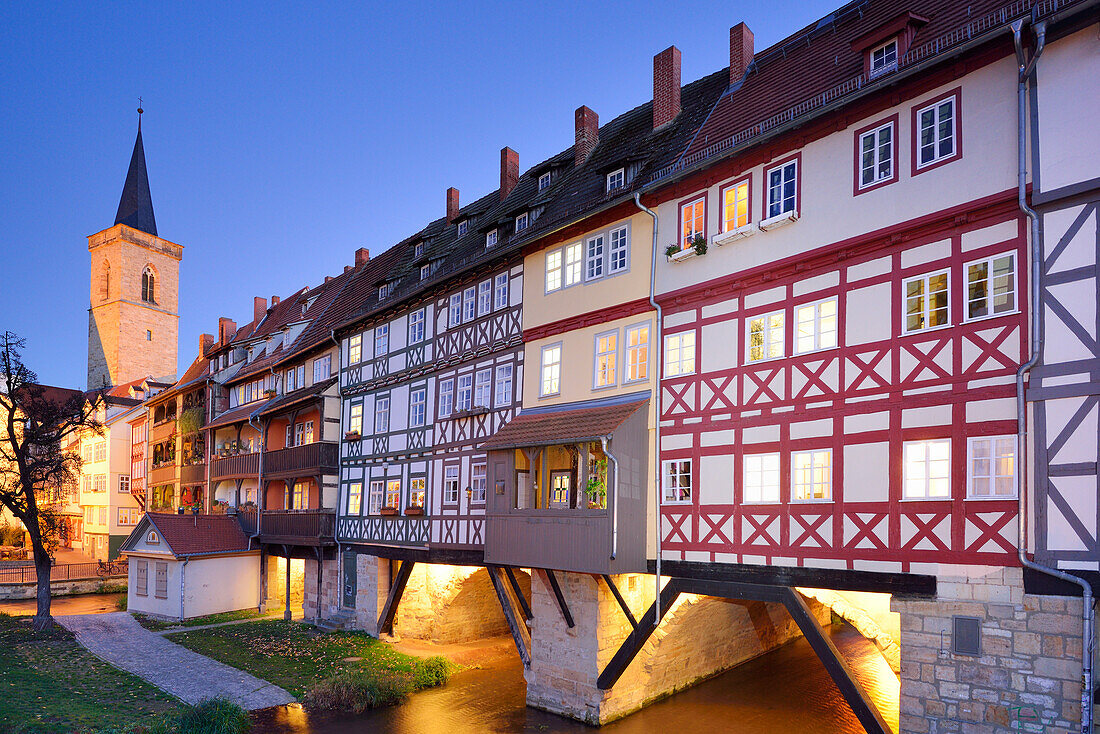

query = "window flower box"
[
  {"left": 712, "top": 222, "right": 756, "bottom": 246},
  {"left": 344, "top": 430, "right": 361, "bottom": 441},
  {"left": 404, "top": 506, "right": 424, "bottom": 516},
  {"left": 379, "top": 506, "right": 399, "bottom": 517},
  {"left": 758, "top": 210, "right": 799, "bottom": 231}
]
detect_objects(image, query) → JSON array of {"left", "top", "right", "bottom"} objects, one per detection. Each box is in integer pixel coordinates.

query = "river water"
[{"left": 253, "top": 624, "right": 899, "bottom": 733}]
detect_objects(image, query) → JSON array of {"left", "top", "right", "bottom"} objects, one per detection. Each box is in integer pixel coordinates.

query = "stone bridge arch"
[{"left": 394, "top": 564, "right": 532, "bottom": 644}]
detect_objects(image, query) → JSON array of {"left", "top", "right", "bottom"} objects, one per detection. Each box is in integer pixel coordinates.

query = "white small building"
[{"left": 120, "top": 512, "right": 260, "bottom": 620}]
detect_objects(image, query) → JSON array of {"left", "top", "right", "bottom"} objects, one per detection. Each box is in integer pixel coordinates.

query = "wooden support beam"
[
  {"left": 601, "top": 574, "right": 637, "bottom": 630},
  {"left": 504, "top": 566, "right": 532, "bottom": 620},
  {"left": 543, "top": 569, "right": 574, "bottom": 628},
  {"left": 597, "top": 579, "right": 681, "bottom": 690},
  {"left": 781, "top": 588, "right": 891, "bottom": 734},
  {"left": 376, "top": 559, "right": 414, "bottom": 635},
  {"left": 487, "top": 566, "right": 531, "bottom": 667}
]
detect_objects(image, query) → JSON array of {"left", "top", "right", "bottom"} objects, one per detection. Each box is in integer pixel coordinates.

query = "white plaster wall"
[
  {"left": 182, "top": 554, "right": 261, "bottom": 618},
  {"left": 1036, "top": 27, "right": 1100, "bottom": 192}
]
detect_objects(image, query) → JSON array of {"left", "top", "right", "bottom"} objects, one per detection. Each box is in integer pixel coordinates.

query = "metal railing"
[{"left": 0, "top": 560, "right": 129, "bottom": 585}]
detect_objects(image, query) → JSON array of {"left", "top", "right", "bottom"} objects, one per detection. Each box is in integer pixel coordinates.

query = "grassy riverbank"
[{"left": 133, "top": 609, "right": 266, "bottom": 632}]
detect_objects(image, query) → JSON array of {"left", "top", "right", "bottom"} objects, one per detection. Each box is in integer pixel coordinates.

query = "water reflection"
[{"left": 254, "top": 624, "right": 898, "bottom": 733}]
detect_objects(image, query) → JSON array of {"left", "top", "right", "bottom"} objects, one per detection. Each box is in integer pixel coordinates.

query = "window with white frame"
[
  {"left": 968, "top": 436, "right": 1016, "bottom": 498},
  {"left": 409, "top": 387, "right": 426, "bottom": 428},
  {"left": 594, "top": 331, "right": 618, "bottom": 388},
  {"left": 457, "top": 220, "right": 468, "bottom": 237},
  {"left": 374, "top": 396, "right": 390, "bottom": 433},
  {"left": 94, "top": 441, "right": 106, "bottom": 463},
  {"left": 792, "top": 449, "right": 831, "bottom": 500},
  {"left": 314, "top": 354, "right": 332, "bottom": 382},
  {"left": 869, "top": 38, "right": 898, "bottom": 77},
  {"left": 515, "top": 212, "right": 528, "bottom": 232},
  {"left": 349, "top": 402, "right": 363, "bottom": 435},
  {"left": 625, "top": 323, "right": 649, "bottom": 382},
  {"left": 291, "top": 481, "right": 307, "bottom": 510},
  {"left": 564, "top": 243, "right": 583, "bottom": 287},
  {"left": 858, "top": 122, "right": 894, "bottom": 188},
  {"left": 347, "top": 482, "right": 362, "bottom": 515},
  {"left": 294, "top": 420, "right": 314, "bottom": 446},
  {"left": 722, "top": 179, "right": 750, "bottom": 232},
  {"left": 443, "top": 466, "right": 460, "bottom": 504},
  {"left": 606, "top": 168, "right": 625, "bottom": 192},
  {"left": 409, "top": 308, "right": 425, "bottom": 343},
  {"left": 494, "top": 273, "right": 509, "bottom": 310},
  {"left": 471, "top": 463, "right": 487, "bottom": 503},
  {"left": 409, "top": 477, "right": 426, "bottom": 507},
  {"left": 94, "top": 475, "right": 107, "bottom": 493},
  {"left": 378, "top": 284, "right": 390, "bottom": 301},
  {"left": 474, "top": 369, "right": 492, "bottom": 408},
  {"left": 680, "top": 197, "right": 705, "bottom": 249},
  {"left": 368, "top": 480, "right": 384, "bottom": 514},
  {"left": 478, "top": 280, "right": 492, "bottom": 316},
  {"left": 748, "top": 310, "right": 784, "bottom": 362},
  {"left": 545, "top": 249, "right": 563, "bottom": 293},
  {"left": 348, "top": 334, "right": 362, "bottom": 364},
  {"left": 766, "top": 160, "right": 798, "bottom": 218},
  {"left": 609, "top": 225, "right": 628, "bottom": 273},
  {"left": 904, "top": 439, "right": 951, "bottom": 499},
  {"left": 374, "top": 325, "right": 389, "bottom": 357},
  {"left": 449, "top": 293, "right": 462, "bottom": 327},
  {"left": 664, "top": 331, "right": 695, "bottom": 377},
  {"left": 421, "top": 264, "right": 430, "bottom": 281},
  {"left": 663, "top": 459, "right": 692, "bottom": 503},
  {"left": 586, "top": 235, "right": 605, "bottom": 280},
  {"left": 904, "top": 270, "right": 950, "bottom": 333},
  {"left": 795, "top": 298, "right": 838, "bottom": 354},
  {"left": 438, "top": 379, "right": 454, "bottom": 418},
  {"left": 463, "top": 287, "right": 476, "bottom": 322},
  {"left": 414, "top": 242, "right": 424, "bottom": 258},
  {"left": 744, "top": 453, "right": 781, "bottom": 503},
  {"left": 457, "top": 374, "right": 473, "bottom": 411},
  {"left": 541, "top": 344, "right": 562, "bottom": 396},
  {"left": 966, "top": 253, "right": 1015, "bottom": 321},
  {"left": 119, "top": 475, "right": 131, "bottom": 494},
  {"left": 385, "top": 479, "right": 401, "bottom": 509},
  {"left": 486, "top": 229, "right": 498, "bottom": 248},
  {"left": 538, "top": 172, "right": 551, "bottom": 191},
  {"left": 916, "top": 95, "right": 957, "bottom": 168},
  {"left": 495, "top": 364, "right": 513, "bottom": 405},
  {"left": 82, "top": 443, "right": 92, "bottom": 463}
]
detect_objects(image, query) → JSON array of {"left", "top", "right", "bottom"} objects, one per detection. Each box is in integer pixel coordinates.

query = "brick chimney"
[
  {"left": 730, "top": 22, "right": 755, "bottom": 85},
  {"left": 271, "top": 295, "right": 280, "bottom": 306},
  {"left": 325, "top": 276, "right": 332, "bottom": 283},
  {"left": 575, "top": 106, "right": 599, "bottom": 167},
  {"left": 218, "top": 317, "right": 237, "bottom": 346},
  {"left": 344, "top": 265, "right": 353, "bottom": 273},
  {"left": 253, "top": 297, "right": 267, "bottom": 325},
  {"left": 355, "top": 247, "right": 370, "bottom": 267},
  {"left": 199, "top": 333, "right": 215, "bottom": 356},
  {"left": 653, "top": 46, "right": 682, "bottom": 129},
  {"left": 446, "top": 187, "right": 460, "bottom": 224},
  {"left": 500, "top": 147, "right": 519, "bottom": 201}
]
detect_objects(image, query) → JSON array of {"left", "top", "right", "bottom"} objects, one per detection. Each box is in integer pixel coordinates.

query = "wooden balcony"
[
  {"left": 150, "top": 420, "right": 177, "bottom": 443},
  {"left": 258, "top": 509, "right": 335, "bottom": 546},
  {"left": 211, "top": 452, "right": 259, "bottom": 480},
  {"left": 148, "top": 464, "right": 177, "bottom": 487},
  {"left": 180, "top": 463, "right": 205, "bottom": 484},
  {"left": 264, "top": 442, "right": 338, "bottom": 479}
]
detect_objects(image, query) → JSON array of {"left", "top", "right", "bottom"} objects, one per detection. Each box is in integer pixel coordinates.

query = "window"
[
  {"left": 368, "top": 480, "right": 384, "bottom": 514},
  {"left": 349, "top": 402, "right": 363, "bottom": 435},
  {"left": 297, "top": 365, "right": 305, "bottom": 390},
  {"left": 545, "top": 249, "right": 563, "bottom": 293},
  {"left": 414, "top": 242, "right": 424, "bottom": 258},
  {"left": 347, "top": 482, "right": 362, "bottom": 515},
  {"left": 294, "top": 420, "right": 314, "bottom": 446},
  {"left": 904, "top": 440, "right": 951, "bottom": 499},
  {"left": 407, "top": 477, "right": 425, "bottom": 508},
  {"left": 141, "top": 267, "right": 156, "bottom": 303},
  {"left": 968, "top": 436, "right": 1016, "bottom": 498},
  {"left": 486, "top": 229, "right": 498, "bottom": 248},
  {"left": 154, "top": 562, "right": 168, "bottom": 599},
  {"left": 313, "top": 355, "right": 332, "bottom": 382},
  {"left": 792, "top": 450, "right": 832, "bottom": 501},
  {"left": 378, "top": 284, "right": 390, "bottom": 301},
  {"left": 449, "top": 293, "right": 462, "bottom": 327},
  {"left": 94, "top": 474, "right": 107, "bottom": 493},
  {"left": 966, "top": 254, "right": 1015, "bottom": 320},
  {"left": 663, "top": 459, "right": 692, "bottom": 503},
  {"left": 564, "top": 243, "right": 582, "bottom": 287},
  {"left": 421, "top": 264, "right": 430, "bottom": 281},
  {"left": 904, "top": 270, "right": 950, "bottom": 333},
  {"left": 409, "top": 388, "right": 426, "bottom": 428},
  {"left": 538, "top": 172, "right": 551, "bottom": 191},
  {"left": 609, "top": 226, "right": 628, "bottom": 273},
  {"left": 291, "top": 481, "right": 307, "bottom": 510},
  {"left": 606, "top": 168, "right": 625, "bottom": 192},
  {"left": 766, "top": 159, "right": 798, "bottom": 218},
  {"left": 679, "top": 197, "right": 705, "bottom": 249},
  {"left": 721, "top": 179, "right": 750, "bottom": 232},
  {"left": 146, "top": 330, "right": 152, "bottom": 341},
  {"left": 916, "top": 94, "right": 958, "bottom": 169},
  {"left": 82, "top": 443, "right": 92, "bottom": 463},
  {"left": 374, "top": 397, "right": 390, "bottom": 433},
  {"left": 439, "top": 379, "right": 454, "bottom": 418},
  {"left": 586, "top": 235, "right": 605, "bottom": 280},
  {"left": 495, "top": 364, "right": 513, "bottom": 405},
  {"left": 869, "top": 38, "right": 898, "bottom": 77},
  {"left": 118, "top": 507, "right": 140, "bottom": 525},
  {"left": 285, "top": 367, "right": 297, "bottom": 393},
  {"left": 858, "top": 121, "right": 894, "bottom": 189},
  {"left": 624, "top": 324, "right": 649, "bottom": 382},
  {"left": 744, "top": 454, "right": 780, "bottom": 504},
  {"left": 93, "top": 441, "right": 106, "bottom": 463},
  {"left": 444, "top": 466, "right": 460, "bottom": 504},
  {"left": 457, "top": 374, "right": 473, "bottom": 411},
  {"left": 515, "top": 212, "right": 528, "bottom": 232},
  {"left": 664, "top": 331, "right": 696, "bottom": 377},
  {"left": 541, "top": 344, "right": 562, "bottom": 396},
  {"left": 457, "top": 220, "right": 468, "bottom": 237},
  {"left": 748, "top": 310, "right": 785, "bottom": 362},
  {"left": 409, "top": 308, "right": 425, "bottom": 343},
  {"left": 374, "top": 325, "right": 389, "bottom": 357},
  {"left": 471, "top": 464, "right": 487, "bottom": 503},
  {"left": 474, "top": 370, "right": 492, "bottom": 408},
  {"left": 119, "top": 475, "right": 130, "bottom": 494},
  {"left": 478, "top": 280, "right": 492, "bottom": 316},
  {"left": 594, "top": 331, "right": 618, "bottom": 388},
  {"left": 795, "top": 298, "right": 838, "bottom": 354},
  {"left": 385, "top": 479, "right": 401, "bottom": 509},
  {"left": 494, "top": 273, "right": 509, "bottom": 310},
  {"left": 136, "top": 560, "right": 148, "bottom": 596},
  {"left": 348, "top": 335, "right": 362, "bottom": 364},
  {"left": 463, "top": 287, "right": 476, "bottom": 322}
]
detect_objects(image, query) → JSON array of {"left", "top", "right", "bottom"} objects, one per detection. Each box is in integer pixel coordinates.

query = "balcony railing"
[
  {"left": 180, "top": 464, "right": 205, "bottom": 484},
  {"left": 211, "top": 451, "right": 260, "bottom": 480},
  {"left": 259, "top": 509, "right": 335, "bottom": 543},
  {"left": 265, "top": 442, "right": 338, "bottom": 477}
]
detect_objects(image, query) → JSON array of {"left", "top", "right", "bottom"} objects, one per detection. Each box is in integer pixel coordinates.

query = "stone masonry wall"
[
  {"left": 393, "top": 565, "right": 528, "bottom": 644},
  {"left": 893, "top": 566, "right": 1085, "bottom": 734},
  {"left": 352, "top": 553, "right": 389, "bottom": 635},
  {"left": 262, "top": 555, "right": 304, "bottom": 613},
  {"left": 303, "top": 558, "right": 340, "bottom": 621}
]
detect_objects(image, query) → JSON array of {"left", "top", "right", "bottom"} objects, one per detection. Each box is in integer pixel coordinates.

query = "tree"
[{"left": 0, "top": 332, "right": 100, "bottom": 630}]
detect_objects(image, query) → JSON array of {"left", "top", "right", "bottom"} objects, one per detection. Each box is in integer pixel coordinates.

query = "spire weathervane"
[{"left": 137, "top": 97, "right": 143, "bottom": 132}]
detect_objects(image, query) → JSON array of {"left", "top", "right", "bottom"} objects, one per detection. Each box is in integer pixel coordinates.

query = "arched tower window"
[
  {"left": 141, "top": 266, "right": 156, "bottom": 304},
  {"left": 100, "top": 261, "right": 111, "bottom": 302}
]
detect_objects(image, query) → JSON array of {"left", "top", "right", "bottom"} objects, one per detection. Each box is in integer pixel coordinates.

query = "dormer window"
[
  {"left": 420, "top": 264, "right": 430, "bottom": 281},
  {"left": 869, "top": 39, "right": 898, "bottom": 78},
  {"left": 538, "top": 172, "right": 551, "bottom": 191},
  {"left": 457, "top": 220, "right": 468, "bottom": 237},
  {"left": 486, "top": 229, "right": 498, "bottom": 248},
  {"left": 515, "top": 212, "right": 528, "bottom": 233},
  {"left": 378, "top": 283, "right": 391, "bottom": 300},
  {"left": 414, "top": 242, "right": 424, "bottom": 258},
  {"left": 606, "top": 168, "right": 625, "bottom": 193}
]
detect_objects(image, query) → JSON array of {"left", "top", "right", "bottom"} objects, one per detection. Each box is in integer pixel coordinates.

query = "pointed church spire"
[{"left": 114, "top": 106, "right": 157, "bottom": 236}]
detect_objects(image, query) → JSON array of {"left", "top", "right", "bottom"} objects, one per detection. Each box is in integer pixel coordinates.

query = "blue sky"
[{"left": 1, "top": 1, "right": 835, "bottom": 389}]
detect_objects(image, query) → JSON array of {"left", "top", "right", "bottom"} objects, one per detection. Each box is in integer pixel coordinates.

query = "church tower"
[{"left": 87, "top": 113, "right": 182, "bottom": 389}]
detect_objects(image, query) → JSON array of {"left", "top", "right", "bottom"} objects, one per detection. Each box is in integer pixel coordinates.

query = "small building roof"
[
  {"left": 480, "top": 392, "right": 649, "bottom": 450},
  {"left": 121, "top": 512, "right": 252, "bottom": 558}
]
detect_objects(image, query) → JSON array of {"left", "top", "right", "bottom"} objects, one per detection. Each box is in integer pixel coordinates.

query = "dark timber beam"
[
  {"left": 504, "top": 566, "right": 532, "bottom": 620},
  {"left": 781, "top": 588, "right": 891, "bottom": 734},
  {"left": 597, "top": 579, "right": 681, "bottom": 690},
  {"left": 487, "top": 566, "right": 531, "bottom": 667},
  {"left": 601, "top": 574, "right": 637, "bottom": 630},
  {"left": 377, "top": 560, "right": 414, "bottom": 635},
  {"left": 543, "top": 569, "right": 574, "bottom": 628}
]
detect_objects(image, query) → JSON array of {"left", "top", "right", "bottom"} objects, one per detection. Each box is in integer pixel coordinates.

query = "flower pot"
[
  {"left": 404, "top": 507, "right": 424, "bottom": 516},
  {"left": 379, "top": 507, "right": 399, "bottom": 517},
  {"left": 588, "top": 501, "right": 604, "bottom": 510},
  {"left": 344, "top": 431, "right": 361, "bottom": 441}
]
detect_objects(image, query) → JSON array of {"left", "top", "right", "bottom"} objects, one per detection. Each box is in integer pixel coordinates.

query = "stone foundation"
[
  {"left": 393, "top": 565, "right": 529, "bottom": 643},
  {"left": 303, "top": 558, "right": 339, "bottom": 621},
  {"left": 261, "top": 555, "right": 304, "bottom": 613},
  {"left": 893, "top": 566, "right": 1085, "bottom": 734}
]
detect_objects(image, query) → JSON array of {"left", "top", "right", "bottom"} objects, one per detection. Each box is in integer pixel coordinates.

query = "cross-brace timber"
[
  {"left": 377, "top": 559, "right": 414, "bottom": 635},
  {"left": 601, "top": 574, "right": 637, "bottom": 630},
  {"left": 543, "top": 569, "right": 574, "bottom": 628},
  {"left": 504, "top": 566, "right": 533, "bottom": 620},
  {"left": 487, "top": 566, "right": 531, "bottom": 667}
]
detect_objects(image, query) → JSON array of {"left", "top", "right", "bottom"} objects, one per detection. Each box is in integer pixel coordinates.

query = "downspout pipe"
[
  {"left": 600, "top": 436, "right": 621, "bottom": 560},
  {"left": 1011, "top": 19, "right": 1093, "bottom": 733},
  {"left": 633, "top": 192, "right": 664, "bottom": 627},
  {"left": 329, "top": 328, "right": 346, "bottom": 607}
]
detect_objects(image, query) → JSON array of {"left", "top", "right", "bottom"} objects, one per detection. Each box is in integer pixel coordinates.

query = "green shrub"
[
  {"left": 176, "top": 698, "right": 250, "bottom": 734},
  {"left": 304, "top": 668, "right": 415, "bottom": 713},
  {"left": 115, "top": 596, "right": 128, "bottom": 611},
  {"left": 413, "top": 656, "right": 455, "bottom": 689}
]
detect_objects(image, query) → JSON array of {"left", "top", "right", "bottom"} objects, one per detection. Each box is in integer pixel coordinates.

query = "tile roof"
[
  {"left": 139, "top": 512, "right": 252, "bottom": 557},
  {"left": 480, "top": 394, "right": 649, "bottom": 450},
  {"left": 257, "top": 377, "right": 336, "bottom": 418},
  {"left": 204, "top": 400, "right": 269, "bottom": 430}
]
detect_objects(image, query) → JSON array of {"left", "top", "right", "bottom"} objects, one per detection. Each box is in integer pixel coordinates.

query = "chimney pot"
[
  {"left": 653, "top": 46, "right": 682, "bottom": 130},
  {"left": 253, "top": 296, "right": 267, "bottom": 325},
  {"left": 730, "top": 22, "right": 755, "bottom": 86},
  {"left": 355, "top": 247, "right": 370, "bottom": 266},
  {"left": 500, "top": 147, "right": 519, "bottom": 201},
  {"left": 575, "top": 106, "right": 599, "bottom": 167},
  {"left": 446, "top": 187, "right": 460, "bottom": 224}
]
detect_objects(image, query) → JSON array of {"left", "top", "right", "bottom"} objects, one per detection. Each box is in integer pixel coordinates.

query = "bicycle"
[{"left": 96, "top": 559, "right": 123, "bottom": 577}]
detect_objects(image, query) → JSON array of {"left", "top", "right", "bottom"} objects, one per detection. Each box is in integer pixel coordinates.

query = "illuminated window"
[
  {"left": 663, "top": 459, "right": 692, "bottom": 503},
  {"left": 625, "top": 323, "right": 649, "bottom": 382},
  {"left": 916, "top": 95, "right": 957, "bottom": 168},
  {"left": 748, "top": 310, "right": 785, "bottom": 362},
  {"left": 904, "top": 270, "right": 950, "bottom": 333},
  {"left": 594, "top": 331, "right": 618, "bottom": 388},
  {"left": 348, "top": 402, "right": 363, "bottom": 435},
  {"left": 966, "top": 254, "right": 1015, "bottom": 321},
  {"left": 291, "top": 481, "right": 307, "bottom": 510},
  {"left": 663, "top": 331, "right": 695, "bottom": 377},
  {"left": 348, "top": 334, "right": 362, "bottom": 364},
  {"left": 347, "top": 482, "right": 362, "bottom": 515},
  {"left": 792, "top": 450, "right": 831, "bottom": 501},
  {"left": 409, "top": 477, "right": 426, "bottom": 508},
  {"left": 679, "top": 197, "right": 705, "bottom": 249},
  {"left": 385, "top": 479, "right": 401, "bottom": 509},
  {"left": 545, "top": 249, "right": 563, "bottom": 292},
  {"left": 766, "top": 160, "right": 798, "bottom": 218},
  {"left": 722, "top": 180, "right": 750, "bottom": 232},
  {"left": 904, "top": 440, "right": 951, "bottom": 499},
  {"left": 471, "top": 464, "right": 487, "bottom": 503},
  {"left": 541, "top": 344, "right": 562, "bottom": 396},
  {"left": 968, "top": 436, "right": 1016, "bottom": 498},
  {"left": 564, "top": 243, "right": 583, "bottom": 287},
  {"left": 858, "top": 122, "right": 894, "bottom": 188},
  {"left": 744, "top": 453, "right": 780, "bottom": 503},
  {"left": 795, "top": 298, "right": 838, "bottom": 354},
  {"left": 869, "top": 39, "right": 898, "bottom": 77},
  {"left": 368, "top": 481, "right": 384, "bottom": 514}
]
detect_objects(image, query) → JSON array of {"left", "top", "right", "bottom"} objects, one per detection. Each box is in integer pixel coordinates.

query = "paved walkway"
[{"left": 56, "top": 612, "right": 295, "bottom": 710}]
